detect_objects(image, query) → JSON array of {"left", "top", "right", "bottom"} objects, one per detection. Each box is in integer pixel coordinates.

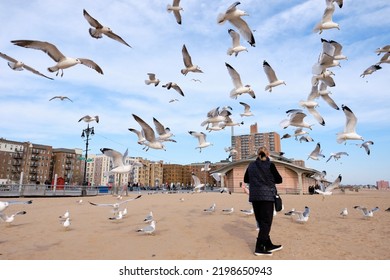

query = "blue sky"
[{"left": 1, "top": 0, "right": 389, "bottom": 185}]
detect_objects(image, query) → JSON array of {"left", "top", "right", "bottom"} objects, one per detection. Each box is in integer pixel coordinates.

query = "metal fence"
[{"left": 0, "top": 184, "right": 99, "bottom": 197}]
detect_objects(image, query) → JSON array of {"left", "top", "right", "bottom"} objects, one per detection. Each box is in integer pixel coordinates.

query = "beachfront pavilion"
[{"left": 211, "top": 154, "right": 321, "bottom": 195}]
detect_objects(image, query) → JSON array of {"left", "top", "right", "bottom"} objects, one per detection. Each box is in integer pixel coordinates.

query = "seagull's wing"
[
  {"left": 153, "top": 117, "right": 166, "bottom": 136},
  {"left": 325, "top": 174, "right": 342, "bottom": 192},
  {"left": 78, "top": 58, "right": 104, "bottom": 74},
  {"left": 11, "top": 40, "right": 65, "bottom": 62},
  {"left": 172, "top": 84, "right": 184, "bottom": 96},
  {"left": 341, "top": 105, "right": 357, "bottom": 133},
  {"left": 182, "top": 44, "right": 193, "bottom": 68},
  {"left": 104, "top": 31, "right": 131, "bottom": 47},
  {"left": 89, "top": 201, "right": 116, "bottom": 207},
  {"left": 100, "top": 148, "right": 124, "bottom": 167},
  {"left": 263, "top": 60, "right": 278, "bottom": 83},
  {"left": 239, "top": 102, "right": 251, "bottom": 112},
  {"left": 83, "top": 9, "right": 103, "bottom": 28},
  {"left": 0, "top": 52, "right": 18, "bottom": 63},
  {"left": 307, "top": 107, "right": 325, "bottom": 126},
  {"left": 192, "top": 174, "right": 201, "bottom": 186},
  {"left": 147, "top": 73, "right": 156, "bottom": 80},
  {"left": 322, "top": 3, "right": 335, "bottom": 23},
  {"left": 228, "top": 29, "right": 241, "bottom": 47},
  {"left": 229, "top": 16, "right": 255, "bottom": 47},
  {"left": 290, "top": 111, "right": 307, "bottom": 124},
  {"left": 225, "top": 62, "right": 243, "bottom": 88},
  {"left": 21, "top": 64, "right": 54, "bottom": 80},
  {"left": 118, "top": 195, "right": 142, "bottom": 205}
]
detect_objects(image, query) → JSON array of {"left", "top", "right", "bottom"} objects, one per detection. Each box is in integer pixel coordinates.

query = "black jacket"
[{"left": 243, "top": 157, "right": 282, "bottom": 202}]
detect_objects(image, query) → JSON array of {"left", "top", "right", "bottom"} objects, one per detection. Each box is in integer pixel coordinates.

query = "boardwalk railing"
[{"left": 0, "top": 184, "right": 98, "bottom": 197}]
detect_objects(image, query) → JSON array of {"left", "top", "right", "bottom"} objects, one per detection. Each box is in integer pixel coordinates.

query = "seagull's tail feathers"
[
  {"left": 217, "top": 13, "right": 226, "bottom": 24},
  {"left": 89, "top": 28, "right": 102, "bottom": 39}
]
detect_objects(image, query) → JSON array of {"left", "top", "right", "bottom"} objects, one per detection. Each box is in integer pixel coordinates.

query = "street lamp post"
[{"left": 81, "top": 123, "right": 94, "bottom": 196}]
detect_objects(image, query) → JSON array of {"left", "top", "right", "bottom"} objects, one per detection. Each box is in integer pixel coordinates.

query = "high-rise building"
[{"left": 231, "top": 123, "right": 281, "bottom": 161}]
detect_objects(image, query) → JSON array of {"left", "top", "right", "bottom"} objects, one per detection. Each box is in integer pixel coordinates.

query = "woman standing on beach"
[{"left": 243, "top": 146, "right": 283, "bottom": 256}]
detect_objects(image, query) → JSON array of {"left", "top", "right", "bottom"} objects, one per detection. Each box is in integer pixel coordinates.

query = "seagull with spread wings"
[
  {"left": 49, "top": 96, "right": 73, "bottom": 102},
  {"left": 227, "top": 29, "right": 248, "bottom": 57},
  {"left": 181, "top": 44, "right": 203, "bottom": 76},
  {"left": 167, "top": 0, "right": 183, "bottom": 25},
  {"left": 315, "top": 174, "right": 342, "bottom": 198},
  {"left": 191, "top": 173, "right": 205, "bottom": 193},
  {"left": 0, "top": 52, "right": 53, "bottom": 80},
  {"left": 225, "top": 62, "right": 255, "bottom": 99},
  {"left": 188, "top": 131, "right": 213, "bottom": 152},
  {"left": 336, "top": 105, "right": 364, "bottom": 144},
  {"left": 263, "top": 60, "right": 286, "bottom": 92},
  {"left": 83, "top": 9, "right": 131, "bottom": 47},
  {"left": 145, "top": 73, "right": 160, "bottom": 86},
  {"left": 89, "top": 195, "right": 142, "bottom": 213},
  {"left": 132, "top": 114, "right": 166, "bottom": 151},
  {"left": 11, "top": 40, "right": 103, "bottom": 77}
]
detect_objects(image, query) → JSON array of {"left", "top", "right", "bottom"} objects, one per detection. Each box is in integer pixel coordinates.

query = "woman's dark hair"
[{"left": 259, "top": 151, "right": 267, "bottom": 159}]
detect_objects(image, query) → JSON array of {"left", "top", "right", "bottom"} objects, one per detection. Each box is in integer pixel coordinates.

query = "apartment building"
[{"left": 52, "top": 148, "right": 84, "bottom": 185}]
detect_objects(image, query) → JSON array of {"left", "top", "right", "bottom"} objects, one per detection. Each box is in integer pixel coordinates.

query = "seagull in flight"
[
  {"left": 89, "top": 195, "right": 142, "bottom": 213},
  {"left": 145, "top": 73, "right": 160, "bottom": 86},
  {"left": 188, "top": 131, "right": 213, "bottom": 152},
  {"left": 291, "top": 206, "right": 310, "bottom": 223},
  {"left": 313, "top": 0, "right": 340, "bottom": 34},
  {"left": 360, "top": 64, "right": 382, "bottom": 78},
  {"left": 162, "top": 82, "right": 184, "bottom": 97},
  {"left": 299, "top": 85, "right": 325, "bottom": 126},
  {"left": 0, "top": 52, "right": 53, "bottom": 80},
  {"left": 0, "top": 200, "right": 32, "bottom": 213},
  {"left": 239, "top": 102, "right": 254, "bottom": 117},
  {"left": 83, "top": 9, "right": 131, "bottom": 47},
  {"left": 354, "top": 206, "right": 379, "bottom": 218},
  {"left": 49, "top": 96, "right": 73, "bottom": 102},
  {"left": 132, "top": 114, "right": 166, "bottom": 151},
  {"left": 337, "top": 105, "right": 364, "bottom": 144},
  {"left": 326, "top": 152, "right": 349, "bottom": 162},
  {"left": 167, "top": 0, "right": 183, "bottom": 25},
  {"left": 100, "top": 148, "right": 142, "bottom": 174},
  {"left": 280, "top": 110, "right": 313, "bottom": 130},
  {"left": 181, "top": 44, "right": 203, "bottom": 76},
  {"left": 356, "top": 140, "right": 374, "bottom": 155},
  {"left": 315, "top": 174, "right": 342, "bottom": 198},
  {"left": 225, "top": 62, "right": 255, "bottom": 99},
  {"left": 227, "top": 29, "right": 248, "bottom": 57},
  {"left": 0, "top": 210, "right": 27, "bottom": 225},
  {"left": 191, "top": 173, "right": 205, "bottom": 193},
  {"left": 11, "top": 40, "right": 103, "bottom": 77},
  {"left": 308, "top": 142, "right": 325, "bottom": 160},
  {"left": 78, "top": 115, "right": 99, "bottom": 123},
  {"left": 263, "top": 60, "right": 286, "bottom": 92},
  {"left": 217, "top": 2, "right": 255, "bottom": 47}
]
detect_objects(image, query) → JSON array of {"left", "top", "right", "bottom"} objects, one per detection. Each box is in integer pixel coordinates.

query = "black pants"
[{"left": 252, "top": 200, "right": 274, "bottom": 246}]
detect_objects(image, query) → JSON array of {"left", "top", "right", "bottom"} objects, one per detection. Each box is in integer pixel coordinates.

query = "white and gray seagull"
[
  {"left": 239, "top": 102, "right": 254, "bottom": 117},
  {"left": 0, "top": 200, "right": 32, "bottom": 213},
  {"left": 181, "top": 44, "right": 203, "bottom": 76},
  {"left": 153, "top": 117, "right": 176, "bottom": 143},
  {"left": 191, "top": 173, "right": 205, "bottom": 193},
  {"left": 308, "top": 142, "right": 325, "bottom": 161},
  {"left": 299, "top": 85, "right": 325, "bottom": 126},
  {"left": 263, "top": 60, "right": 286, "bottom": 92},
  {"left": 217, "top": 1, "right": 255, "bottom": 47},
  {"left": 360, "top": 64, "right": 381, "bottom": 78},
  {"left": 78, "top": 115, "right": 99, "bottom": 123},
  {"left": 357, "top": 140, "right": 374, "bottom": 155},
  {"left": 188, "top": 131, "right": 213, "bottom": 152},
  {"left": 136, "top": 220, "right": 156, "bottom": 235},
  {"left": 225, "top": 62, "right": 255, "bottom": 99},
  {"left": 336, "top": 105, "right": 364, "bottom": 144},
  {"left": 280, "top": 109, "right": 313, "bottom": 130},
  {"left": 89, "top": 195, "right": 142, "bottom": 213},
  {"left": 132, "top": 114, "right": 166, "bottom": 151},
  {"left": 167, "top": 0, "right": 183, "bottom": 25},
  {"left": 354, "top": 206, "right": 379, "bottom": 218},
  {"left": 11, "top": 40, "right": 103, "bottom": 77},
  {"left": 162, "top": 82, "right": 184, "bottom": 97},
  {"left": 83, "top": 9, "right": 131, "bottom": 47},
  {"left": 315, "top": 174, "right": 342, "bottom": 198},
  {"left": 145, "top": 73, "right": 160, "bottom": 86},
  {"left": 227, "top": 29, "right": 248, "bottom": 57},
  {"left": 326, "top": 152, "right": 349, "bottom": 162},
  {"left": 291, "top": 206, "right": 310, "bottom": 223},
  {"left": 0, "top": 52, "right": 53, "bottom": 80},
  {"left": 0, "top": 210, "right": 27, "bottom": 225},
  {"left": 100, "top": 148, "right": 142, "bottom": 174},
  {"left": 313, "top": 0, "right": 340, "bottom": 34}
]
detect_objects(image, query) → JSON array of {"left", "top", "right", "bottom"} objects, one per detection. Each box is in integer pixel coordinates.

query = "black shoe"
[
  {"left": 254, "top": 245, "right": 273, "bottom": 256},
  {"left": 267, "top": 243, "right": 283, "bottom": 252}
]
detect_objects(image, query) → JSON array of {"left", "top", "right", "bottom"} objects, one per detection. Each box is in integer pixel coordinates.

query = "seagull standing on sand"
[
  {"left": 62, "top": 217, "right": 71, "bottom": 230},
  {"left": 181, "top": 44, "right": 203, "bottom": 76},
  {"left": 222, "top": 207, "right": 234, "bottom": 214},
  {"left": 167, "top": 0, "right": 183, "bottom": 25},
  {"left": 78, "top": 115, "right": 99, "bottom": 123},
  {"left": 340, "top": 207, "right": 348, "bottom": 218},
  {"left": 337, "top": 105, "right": 364, "bottom": 144},
  {"left": 59, "top": 210, "right": 70, "bottom": 220},
  {"left": 217, "top": 2, "right": 255, "bottom": 47},
  {"left": 49, "top": 96, "right": 73, "bottom": 102},
  {"left": 227, "top": 29, "right": 248, "bottom": 57},
  {"left": 137, "top": 220, "right": 156, "bottom": 235},
  {"left": 263, "top": 60, "right": 286, "bottom": 92},
  {"left": 83, "top": 9, "right": 131, "bottom": 47},
  {"left": 204, "top": 203, "right": 216, "bottom": 213},
  {"left": 188, "top": 131, "right": 213, "bottom": 152},
  {"left": 143, "top": 211, "right": 154, "bottom": 223},
  {"left": 0, "top": 52, "right": 53, "bottom": 80},
  {"left": 11, "top": 40, "right": 103, "bottom": 77},
  {"left": 225, "top": 62, "right": 255, "bottom": 99},
  {"left": 145, "top": 73, "right": 160, "bottom": 86}
]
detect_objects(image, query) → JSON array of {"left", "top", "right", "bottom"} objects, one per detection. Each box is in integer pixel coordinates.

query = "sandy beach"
[{"left": 1, "top": 189, "right": 389, "bottom": 260}]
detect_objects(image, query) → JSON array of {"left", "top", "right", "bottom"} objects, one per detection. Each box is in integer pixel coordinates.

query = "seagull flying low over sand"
[
  {"left": 49, "top": 96, "right": 73, "bottom": 102},
  {"left": 354, "top": 206, "right": 379, "bottom": 218},
  {"left": 100, "top": 148, "right": 142, "bottom": 174},
  {"left": 145, "top": 73, "right": 160, "bottom": 86},
  {"left": 11, "top": 40, "right": 103, "bottom": 77},
  {"left": 263, "top": 60, "right": 286, "bottom": 92},
  {"left": 326, "top": 152, "right": 349, "bottom": 162},
  {"left": 191, "top": 173, "right": 205, "bottom": 193},
  {"left": 181, "top": 44, "right": 203, "bottom": 76},
  {"left": 227, "top": 29, "right": 248, "bottom": 57},
  {"left": 0, "top": 200, "right": 32, "bottom": 213},
  {"left": 225, "top": 62, "right": 255, "bottom": 99},
  {"left": 315, "top": 174, "right": 342, "bottom": 198},
  {"left": 167, "top": 0, "right": 183, "bottom": 25},
  {"left": 132, "top": 114, "right": 166, "bottom": 151},
  {"left": 83, "top": 9, "right": 131, "bottom": 47},
  {"left": 0, "top": 52, "right": 53, "bottom": 80},
  {"left": 308, "top": 142, "right": 325, "bottom": 160},
  {"left": 217, "top": 1, "right": 255, "bottom": 47},
  {"left": 356, "top": 140, "right": 374, "bottom": 155},
  {"left": 136, "top": 220, "right": 156, "bottom": 235},
  {"left": 337, "top": 105, "right": 364, "bottom": 144},
  {"left": 313, "top": 0, "right": 340, "bottom": 34},
  {"left": 89, "top": 195, "right": 142, "bottom": 213},
  {"left": 162, "top": 82, "right": 184, "bottom": 97},
  {"left": 280, "top": 109, "right": 313, "bottom": 130},
  {"left": 0, "top": 210, "right": 27, "bottom": 224},
  {"left": 291, "top": 206, "right": 310, "bottom": 223},
  {"left": 188, "top": 131, "right": 213, "bottom": 152},
  {"left": 78, "top": 115, "right": 99, "bottom": 123}
]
